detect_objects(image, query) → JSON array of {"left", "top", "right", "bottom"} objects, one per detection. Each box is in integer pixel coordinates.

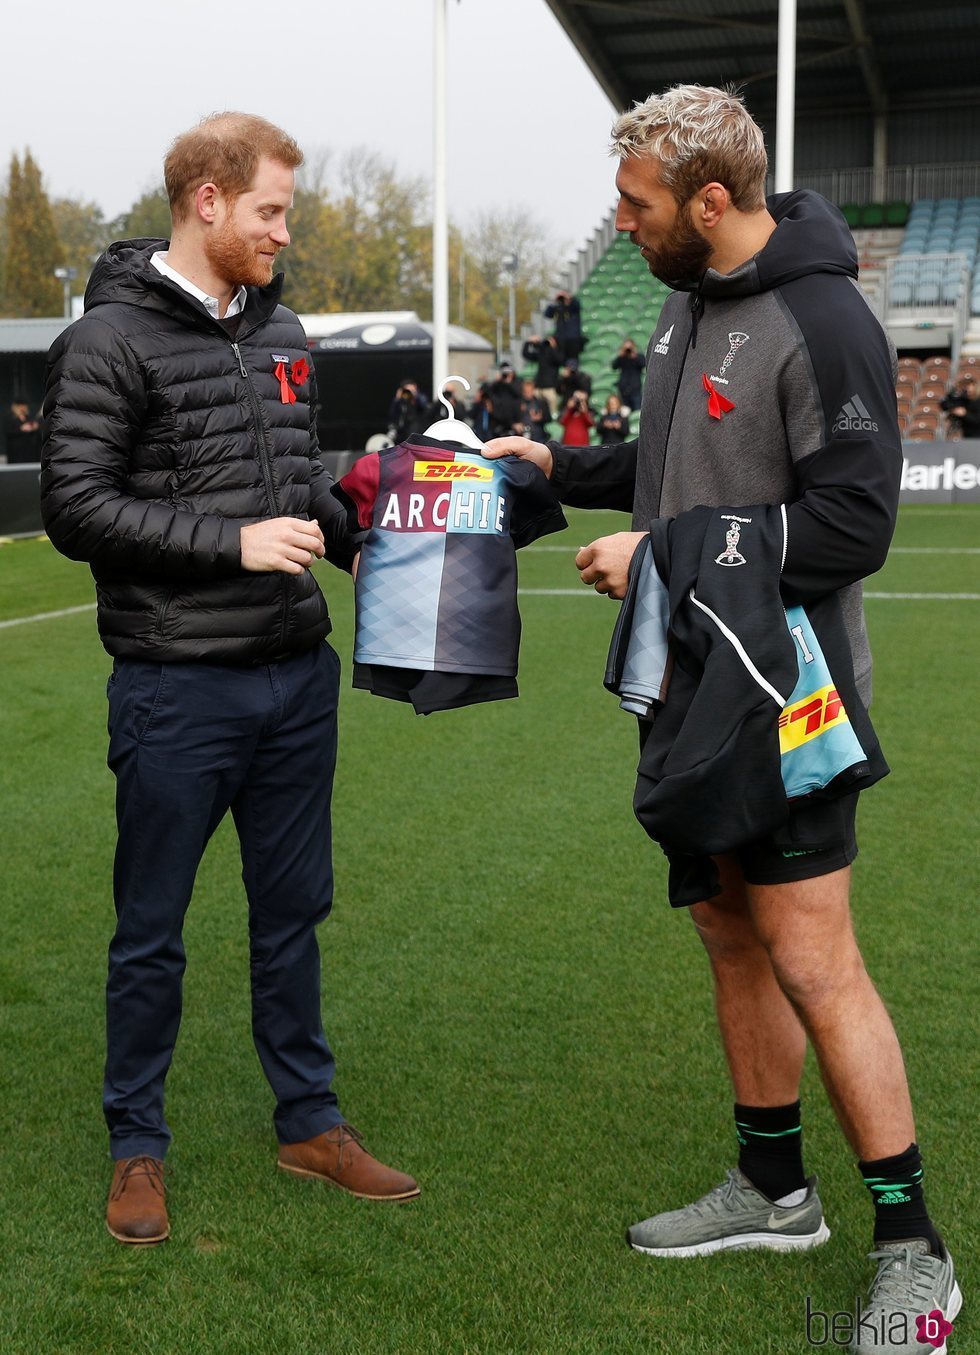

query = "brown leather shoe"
[
  {"left": 106, "top": 1156, "right": 170, "bottom": 1244},
  {"left": 278, "top": 1124, "right": 419, "bottom": 1201}
]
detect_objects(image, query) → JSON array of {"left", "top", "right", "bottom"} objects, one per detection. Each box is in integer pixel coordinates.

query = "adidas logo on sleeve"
[{"left": 833, "top": 394, "right": 879, "bottom": 433}]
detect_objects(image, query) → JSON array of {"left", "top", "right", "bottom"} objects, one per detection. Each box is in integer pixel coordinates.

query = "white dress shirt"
[{"left": 150, "top": 252, "right": 247, "bottom": 319}]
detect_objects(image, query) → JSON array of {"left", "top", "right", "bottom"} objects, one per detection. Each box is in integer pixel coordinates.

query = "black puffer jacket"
[{"left": 41, "top": 238, "right": 355, "bottom": 663}]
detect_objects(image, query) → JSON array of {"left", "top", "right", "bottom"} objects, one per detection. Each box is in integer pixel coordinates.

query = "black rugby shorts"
[{"left": 736, "top": 790, "right": 859, "bottom": 885}]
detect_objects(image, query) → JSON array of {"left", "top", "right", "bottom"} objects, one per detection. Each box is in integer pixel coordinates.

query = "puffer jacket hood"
[
  {"left": 673, "top": 189, "right": 858, "bottom": 298},
  {"left": 84, "top": 237, "right": 285, "bottom": 323}
]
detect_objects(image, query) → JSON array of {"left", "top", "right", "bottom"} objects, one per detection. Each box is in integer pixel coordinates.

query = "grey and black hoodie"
[{"left": 550, "top": 189, "right": 904, "bottom": 699}]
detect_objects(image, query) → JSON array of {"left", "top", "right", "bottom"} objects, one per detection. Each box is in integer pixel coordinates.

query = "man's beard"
[
  {"left": 205, "top": 221, "right": 278, "bottom": 290},
  {"left": 642, "top": 208, "right": 712, "bottom": 289}
]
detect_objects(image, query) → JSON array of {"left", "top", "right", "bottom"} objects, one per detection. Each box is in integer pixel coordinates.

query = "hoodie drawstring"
[{"left": 690, "top": 283, "right": 705, "bottom": 351}]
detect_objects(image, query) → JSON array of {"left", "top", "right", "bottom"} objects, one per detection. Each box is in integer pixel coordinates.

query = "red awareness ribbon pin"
[
  {"left": 274, "top": 360, "right": 297, "bottom": 405},
  {"left": 702, "top": 372, "right": 735, "bottom": 420}
]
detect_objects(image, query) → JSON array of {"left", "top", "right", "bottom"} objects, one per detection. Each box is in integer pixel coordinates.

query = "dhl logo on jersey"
[
  {"left": 778, "top": 684, "right": 848, "bottom": 753},
  {"left": 413, "top": 460, "right": 494, "bottom": 482}
]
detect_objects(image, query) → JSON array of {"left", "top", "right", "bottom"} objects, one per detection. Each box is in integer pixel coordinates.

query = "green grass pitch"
[{"left": 0, "top": 506, "right": 976, "bottom": 1354}]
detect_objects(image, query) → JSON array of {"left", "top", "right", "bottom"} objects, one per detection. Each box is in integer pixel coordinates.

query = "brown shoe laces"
[
  {"left": 329, "top": 1123, "right": 364, "bottom": 1168},
  {"left": 110, "top": 1156, "right": 165, "bottom": 1201}
]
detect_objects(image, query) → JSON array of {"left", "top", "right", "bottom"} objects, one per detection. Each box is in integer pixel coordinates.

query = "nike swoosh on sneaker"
[{"left": 767, "top": 1205, "right": 815, "bottom": 1230}]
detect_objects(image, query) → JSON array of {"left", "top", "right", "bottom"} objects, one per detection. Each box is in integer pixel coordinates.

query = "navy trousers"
[{"left": 104, "top": 642, "right": 345, "bottom": 1160}]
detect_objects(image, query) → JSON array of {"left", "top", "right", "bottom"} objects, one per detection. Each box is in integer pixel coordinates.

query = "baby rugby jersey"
[{"left": 331, "top": 435, "right": 567, "bottom": 712}]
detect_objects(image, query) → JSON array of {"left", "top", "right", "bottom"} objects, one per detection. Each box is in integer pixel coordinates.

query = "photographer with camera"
[
  {"left": 488, "top": 362, "right": 524, "bottom": 437},
  {"left": 387, "top": 380, "right": 430, "bottom": 443},
  {"left": 518, "top": 379, "right": 552, "bottom": 445},
  {"left": 611, "top": 336, "right": 645, "bottom": 411},
  {"left": 3, "top": 395, "right": 41, "bottom": 463},
  {"left": 544, "top": 289, "right": 585, "bottom": 360},
  {"left": 556, "top": 357, "right": 592, "bottom": 409},
  {"left": 521, "top": 333, "right": 562, "bottom": 416},
  {"left": 596, "top": 393, "right": 630, "bottom": 444},
  {"left": 940, "top": 372, "right": 980, "bottom": 439},
  {"left": 557, "top": 388, "right": 595, "bottom": 447}
]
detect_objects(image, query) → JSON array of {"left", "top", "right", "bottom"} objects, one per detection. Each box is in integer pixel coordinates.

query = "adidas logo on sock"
[{"left": 833, "top": 394, "right": 879, "bottom": 433}]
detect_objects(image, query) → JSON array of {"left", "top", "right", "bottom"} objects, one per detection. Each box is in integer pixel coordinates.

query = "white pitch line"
[
  {"left": 526, "top": 544, "right": 980, "bottom": 555},
  {"left": 3, "top": 592, "right": 976, "bottom": 628},
  {"left": 518, "top": 589, "right": 980, "bottom": 600},
  {"left": 0, "top": 603, "right": 97, "bottom": 629},
  {"left": 864, "top": 591, "right": 980, "bottom": 600}
]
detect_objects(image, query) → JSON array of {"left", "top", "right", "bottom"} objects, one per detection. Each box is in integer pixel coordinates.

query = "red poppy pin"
[
  {"left": 290, "top": 357, "right": 310, "bottom": 387},
  {"left": 702, "top": 372, "right": 735, "bottom": 420}
]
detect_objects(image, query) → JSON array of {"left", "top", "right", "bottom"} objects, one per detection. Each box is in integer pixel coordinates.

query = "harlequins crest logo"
[
  {"left": 715, "top": 515, "right": 751, "bottom": 567},
  {"left": 710, "top": 331, "right": 749, "bottom": 385}
]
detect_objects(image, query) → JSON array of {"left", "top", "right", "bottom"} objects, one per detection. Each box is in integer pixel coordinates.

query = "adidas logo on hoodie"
[
  {"left": 833, "top": 394, "right": 879, "bottom": 434},
  {"left": 654, "top": 325, "right": 674, "bottom": 357}
]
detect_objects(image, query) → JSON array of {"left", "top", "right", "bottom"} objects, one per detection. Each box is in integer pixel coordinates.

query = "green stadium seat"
[
  {"left": 539, "top": 234, "right": 669, "bottom": 414},
  {"left": 840, "top": 203, "right": 862, "bottom": 229},
  {"left": 860, "top": 203, "right": 885, "bottom": 228},
  {"left": 885, "top": 201, "right": 910, "bottom": 227}
]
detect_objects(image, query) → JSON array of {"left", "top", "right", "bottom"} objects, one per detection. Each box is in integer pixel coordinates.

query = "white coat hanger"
[{"left": 423, "top": 374, "right": 484, "bottom": 448}]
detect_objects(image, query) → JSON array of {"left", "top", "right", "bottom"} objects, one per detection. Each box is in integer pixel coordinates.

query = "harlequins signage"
[{"left": 900, "top": 444, "right": 980, "bottom": 502}]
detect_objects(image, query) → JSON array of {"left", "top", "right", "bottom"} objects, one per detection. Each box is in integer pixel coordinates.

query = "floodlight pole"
[
  {"left": 54, "top": 265, "right": 77, "bottom": 319},
  {"left": 432, "top": 0, "right": 449, "bottom": 397},
  {"left": 774, "top": 0, "right": 797, "bottom": 193},
  {"left": 501, "top": 251, "right": 519, "bottom": 347}
]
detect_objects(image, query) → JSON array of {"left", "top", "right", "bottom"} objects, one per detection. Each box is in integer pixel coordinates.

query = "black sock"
[
  {"left": 735, "top": 1101, "right": 807, "bottom": 1202},
  {"left": 859, "top": 1142, "right": 943, "bottom": 1256}
]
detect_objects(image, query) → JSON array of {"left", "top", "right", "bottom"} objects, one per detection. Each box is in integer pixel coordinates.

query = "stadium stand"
[
  {"left": 840, "top": 202, "right": 911, "bottom": 230},
  {"left": 573, "top": 235, "right": 669, "bottom": 411},
  {"left": 520, "top": 229, "right": 671, "bottom": 436},
  {"left": 888, "top": 197, "right": 980, "bottom": 311},
  {"left": 851, "top": 223, "right": 906, "bottom": 313},
  {"left": 517, "top": 189, "right": 980, "bottom": 445}
]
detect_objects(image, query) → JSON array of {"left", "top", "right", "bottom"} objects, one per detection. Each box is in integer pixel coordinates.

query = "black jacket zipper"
[
  {"left": 231, "top": 338, "right": 281, "bottom": 517},
  {"left": 231, "top": 335, "right": 290, "bottom": 651}
]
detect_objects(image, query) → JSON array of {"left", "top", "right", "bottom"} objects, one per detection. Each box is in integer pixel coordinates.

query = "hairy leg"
[
  {"left": 746, "top": 868, "right": 915, "bottom": 1160},
  {"left": 690, "top": 854, "right": 807, "bottom": 1107}
]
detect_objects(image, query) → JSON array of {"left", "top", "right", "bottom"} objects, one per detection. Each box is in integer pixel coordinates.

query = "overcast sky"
[{"left": 3, "top": 0, "right": 621, "bottom": 265}]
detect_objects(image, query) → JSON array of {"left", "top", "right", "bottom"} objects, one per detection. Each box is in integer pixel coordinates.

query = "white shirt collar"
[{"left": 150, "top": 251, "right": 247, "bottom": 319}]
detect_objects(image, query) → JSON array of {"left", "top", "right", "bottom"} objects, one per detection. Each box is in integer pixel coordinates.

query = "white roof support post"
[
  {"left": 775, "top": 0, "right": 797, "bottom": 194},
  {"left": 432, "top": 0, "right": 449, "bottom": 396}
]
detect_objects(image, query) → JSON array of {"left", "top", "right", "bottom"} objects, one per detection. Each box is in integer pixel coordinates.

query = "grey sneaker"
[
  {"left": 627, "top": 1167, "right": 830, "bottom": 1258},
  {"left": 851, "top": 1240, "right": 962, "bottom": 1353}
]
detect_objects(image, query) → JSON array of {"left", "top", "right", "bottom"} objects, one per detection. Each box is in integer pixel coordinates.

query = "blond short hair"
[
  {"left": 611, "top": 84, "right": 768, "bottom": 212},
  {"left": 164, "top": 111, "right": 303, "bottom": 223}
]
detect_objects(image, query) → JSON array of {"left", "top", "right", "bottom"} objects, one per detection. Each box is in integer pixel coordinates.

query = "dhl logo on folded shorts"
[
  {"left": 413, "top": 460, "right": 493, "bottom": 482},
  {"left": 778, "top": 684, "right": 848, "bottom": 753}
]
